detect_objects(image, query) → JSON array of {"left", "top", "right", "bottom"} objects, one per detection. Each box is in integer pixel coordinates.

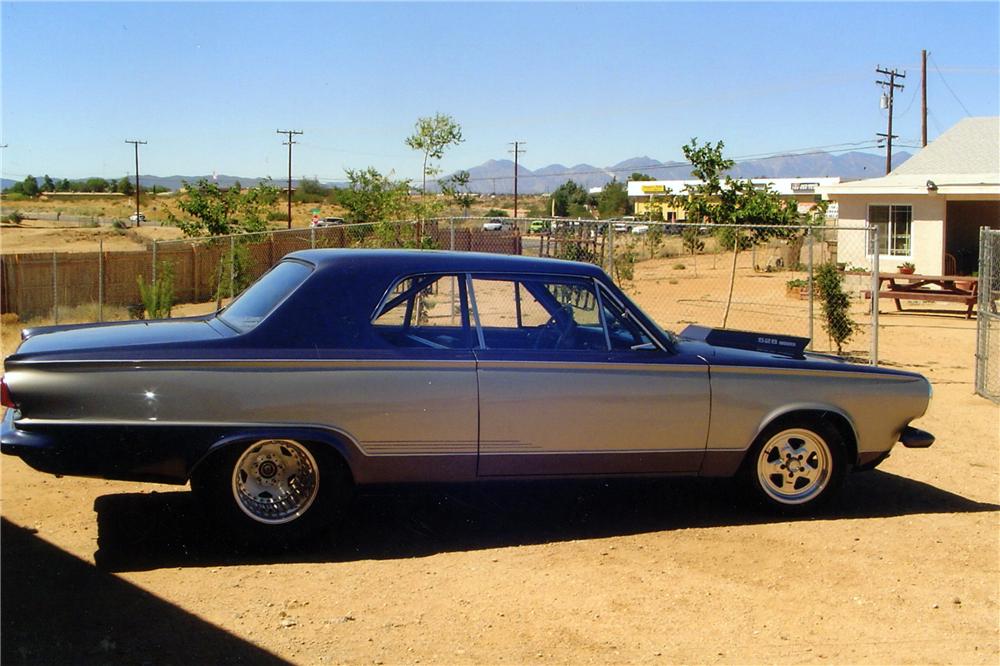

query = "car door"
[
  {"left": 339, "top": 272, "right": 480, "bottom": 483},
  {"left": 470, "top": 274, "right": 711, "bottom": 477}
]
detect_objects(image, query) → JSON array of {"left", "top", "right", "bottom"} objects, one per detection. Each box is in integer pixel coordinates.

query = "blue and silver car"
[{"left": 1, "top": 250, "right": 934, "bottom": 542}]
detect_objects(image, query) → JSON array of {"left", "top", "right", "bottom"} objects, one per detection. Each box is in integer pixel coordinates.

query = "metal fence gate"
[{"left": 975, "top": 227, "right": 1000, "bottom": 402}]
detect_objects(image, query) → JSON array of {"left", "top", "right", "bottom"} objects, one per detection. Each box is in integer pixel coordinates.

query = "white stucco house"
[{"left": 819, "top": 117, "right": 1000, "bottom": 275}]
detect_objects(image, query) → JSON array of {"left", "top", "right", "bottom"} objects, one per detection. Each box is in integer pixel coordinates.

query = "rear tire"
[
  {"left": 192, "top": 439, "right": 351, "bottom": 547},
  {"left": 742, "top": 418, "right": 846, "bottom": 514}
]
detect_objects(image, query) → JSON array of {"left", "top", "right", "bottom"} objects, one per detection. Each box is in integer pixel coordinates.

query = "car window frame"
[
  {"left": 370, "top": 272, "right": 472, "bottom": 348},
  {"left": 216, "top": 258, "right": 314, "bottom": 334},
  {"left": 371, "top": 269, "right": 670, "bottom": 354}
]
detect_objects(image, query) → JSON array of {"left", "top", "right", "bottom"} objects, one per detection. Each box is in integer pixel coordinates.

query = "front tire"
[
  {"left": 744, "top": 418, "right": 845, "bottom": 513},
  {"left": 192, "top": 439, "right": 350, "bottom": 546}
]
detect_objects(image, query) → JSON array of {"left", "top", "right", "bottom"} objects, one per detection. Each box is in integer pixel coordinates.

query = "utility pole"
[
  {"left": 876, "top": 66, "right": 905, "bottom": 175},
  {"left": 277, "top": 129, "right": 303, "bottom": 229},
  {"left": 921, "top": 49, "right": 928, "bottom": 147},
  {"left": 125, "top": 139, "right": 147, "bottom": 226},
  {"left": 509, "top": 141, "right": 525, "bottom": 218}
]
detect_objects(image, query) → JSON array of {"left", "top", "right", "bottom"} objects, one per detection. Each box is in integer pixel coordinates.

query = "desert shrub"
[
  {"left": 136, "top": 261, "right": 175, "bottom": 319},
  {"left": 2, "top": 210, "right": 25, "bottom": 224},
  {"left": 681, "top": 227, "right": 704, "bottom": 255},
  {"left": 267, "top": 210, "right": 290, "bottom": 222},
  {"left": 484, "top": 208, "right": 508, "bottom": 218}
]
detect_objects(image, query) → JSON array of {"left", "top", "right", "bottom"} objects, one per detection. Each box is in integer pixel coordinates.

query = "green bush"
[
  {"left": 267, "top": 210, "right": 290, "bottom": 222},
  {"left": 136, "top": 262, "right": 175, "bottom": 319},
  {"left": 814, "top": 262, "right": 857, "bottom": 354},
  {"left": 2, "top": 210, "right": 25, "bottom": 224}
]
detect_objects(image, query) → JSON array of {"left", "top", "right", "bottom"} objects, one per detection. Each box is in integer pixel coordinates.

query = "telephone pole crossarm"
[
  {"left": 277, "top": 129, "right": 304, "bottom": 229},
  {"left": 875, "top": 66, "right": 906, "bottom": 175}
]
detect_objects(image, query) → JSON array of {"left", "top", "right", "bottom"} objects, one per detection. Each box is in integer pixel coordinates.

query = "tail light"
[{"left": 1, "top": 377, "right": 15, "bottom": 409}]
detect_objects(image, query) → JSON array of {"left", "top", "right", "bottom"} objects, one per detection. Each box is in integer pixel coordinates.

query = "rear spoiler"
[{"left": 680, "top": 325, "right": 809, "bottom": 358}]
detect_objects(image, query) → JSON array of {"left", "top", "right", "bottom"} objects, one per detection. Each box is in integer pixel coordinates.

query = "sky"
[{"left": 1, "top": 1, "right": 998, "bottom": 182}]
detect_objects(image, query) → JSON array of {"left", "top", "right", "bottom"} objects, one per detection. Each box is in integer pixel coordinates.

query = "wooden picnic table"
[{"left": 863, "top": 272, "right": 980, "bottom": 319}]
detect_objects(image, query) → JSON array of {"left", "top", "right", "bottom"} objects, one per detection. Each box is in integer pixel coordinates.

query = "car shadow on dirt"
[
  {"left": 1, "top": 518, "right": 290, "bottom": 665},
  {"left": 92, "top": 470, "right": 999, "bottom": 572}
]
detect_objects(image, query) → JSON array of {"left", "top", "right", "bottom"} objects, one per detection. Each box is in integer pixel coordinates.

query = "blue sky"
[{"left": 2, "top": 1, "right": 998, "bottom": 181}]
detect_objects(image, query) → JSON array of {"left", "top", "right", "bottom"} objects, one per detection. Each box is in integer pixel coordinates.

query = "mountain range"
[{"left": 2, "top": 150, "right": 911, "bottom": 195}]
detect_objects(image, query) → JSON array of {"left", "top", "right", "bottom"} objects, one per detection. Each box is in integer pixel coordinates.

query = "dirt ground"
[
  {"left": 0, "top": 219, "right": 186, "bottom": 254},
  {"left": 1, "top": 258, "right": 997, "bottom": 664}
]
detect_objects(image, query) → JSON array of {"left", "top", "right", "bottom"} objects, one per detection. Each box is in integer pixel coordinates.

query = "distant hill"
[
  {"left": 2, "top": 150, "right": 911, "bottom": 196},
  {"left": 437, "top": 150, "right": 911, "bottom": 194}
]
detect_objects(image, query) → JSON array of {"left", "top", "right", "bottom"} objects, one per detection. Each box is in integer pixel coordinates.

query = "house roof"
[{"left": 819, "top": 117, "right": 1000, "bottom": 197}]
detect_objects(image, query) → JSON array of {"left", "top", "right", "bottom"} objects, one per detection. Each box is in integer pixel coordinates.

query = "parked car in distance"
[
  {"left": 529, "top": 220, "right": 550, "bottom": 234},
  {"left": 129, "top": 213, "right": 146, "bottom": 224},
  {"left": 482, "top": 218, "right": 515, "bottom": 231},
  {"left": 312, "top": 217, "right": 345, "bottom": 227},
  {"left": 630, "top": 224, "right": 650, "bottom": 235},
  {"left": 1, "top": 249, "right": 934, "bottom": 544}
]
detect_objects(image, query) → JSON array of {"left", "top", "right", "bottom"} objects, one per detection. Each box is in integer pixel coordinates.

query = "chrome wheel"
[
  {"left": 755, "top": 428, "right": 833, "bottom": 505},
  {"left": 231, "top": 439, "right": 320, "bottom": 524}
]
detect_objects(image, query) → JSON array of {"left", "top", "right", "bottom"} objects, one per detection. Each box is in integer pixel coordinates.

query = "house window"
[{"left": 869, "top": 204, "right": 912, "bottom": 256}]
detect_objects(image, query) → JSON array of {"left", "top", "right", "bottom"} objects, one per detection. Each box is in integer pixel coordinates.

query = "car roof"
[{"left": 285, "top": 249, "right": 606, "bottom": 278}]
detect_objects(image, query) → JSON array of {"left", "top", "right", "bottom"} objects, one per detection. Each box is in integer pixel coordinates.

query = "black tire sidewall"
[{"left": 193, "top": 440, "right": 350, "bottom": 547}]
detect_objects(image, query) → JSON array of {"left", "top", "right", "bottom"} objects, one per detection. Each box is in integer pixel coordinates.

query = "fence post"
[
  {"left": 98, "top": 238, "right": 104, "bottom": 322},
  {"left": 52, "top": 251, "right": 58, "bottom": 324},
  {"left": 606, "top": 222, "right": 614, "bottom": 274},
  {"left": 310, "top": 226, "right": 315, "bottom": 249},
  {"left": 229, "top": 235, "right": 235, "bottom": 299},
  {"left": 870, "top": 226, "right": 880, "bottom": 365},
  {"left": 807, "top": 230, "right": 814, "bottom": 348},
  {"left": 152, "top": 239, "right": 158, "bottom": 287},
  {"left": 450, "top": 218, "right": 455, "bottom": 251}
]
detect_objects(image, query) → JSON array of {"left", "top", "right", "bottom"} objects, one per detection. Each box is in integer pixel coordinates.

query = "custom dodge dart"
[{"left": 1, "top": 250, "right": 934, "bottom": 541}]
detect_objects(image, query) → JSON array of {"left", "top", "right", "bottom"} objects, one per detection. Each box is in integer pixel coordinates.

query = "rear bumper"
[{"left": 899, "top": 426, "right": 935, "bottom": 448}]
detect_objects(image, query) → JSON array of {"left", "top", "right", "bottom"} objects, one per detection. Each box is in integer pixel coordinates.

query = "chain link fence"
[
  {"left": 2, "top": 217, "right": 883, "bottom": 362},
  {"left": 975, "top": 227, "right": 1000, "bottom": 402}
]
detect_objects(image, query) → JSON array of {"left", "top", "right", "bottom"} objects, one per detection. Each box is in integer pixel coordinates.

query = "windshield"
[{"left": 218, "top": 260, "right": 313, "bottom": 333}]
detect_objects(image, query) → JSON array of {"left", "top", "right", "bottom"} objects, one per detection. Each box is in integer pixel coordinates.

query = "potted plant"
[
  {"left": 785, "top": 278, "right": 810, "bottom": 299},
  {"left": 897, "top": 261, "right": 915, "bottom": 275}
]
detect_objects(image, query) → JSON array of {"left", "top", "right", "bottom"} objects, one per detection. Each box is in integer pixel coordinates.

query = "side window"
[
  {"left": 373, "top": 274, "right": 469, "bottom": 349},
  {"left": 600, "top": 290, "right": 655, "bottom": 351},
  {"left": 470, "top": 276, "right": 606, "bottom": 351}
]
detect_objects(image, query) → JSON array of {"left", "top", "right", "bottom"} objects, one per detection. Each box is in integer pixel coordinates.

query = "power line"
[
  {"left": 125, "top": 139, "right": 147, "bottom": 227},
  {"left": 276, "top": 129, "right": 303, "bottom": 229},
  {"left": 929, "top": 53, "right": 973, "bottom": 117}
]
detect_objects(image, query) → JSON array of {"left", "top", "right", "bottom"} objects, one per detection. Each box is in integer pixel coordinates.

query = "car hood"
[
  {"left": 11, "top": 317, "right": 226, "bottom": 358},
  {"left": 674, "top": 337, "right": 922, "bottom": 378}
]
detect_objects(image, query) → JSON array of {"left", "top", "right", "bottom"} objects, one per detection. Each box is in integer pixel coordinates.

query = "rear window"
[{"left": 218, "top": 261, "right": 312, "bottom": 332}]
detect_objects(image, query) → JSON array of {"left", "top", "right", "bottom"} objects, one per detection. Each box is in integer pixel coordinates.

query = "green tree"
[
  {"left": 57, "top": 178, "right": 72, "bottom": 192},
  {"left": 21, "top": 175, "right": 39, "bottom": 197},
  {"left": 83, "top": 177, "right": 109, "bottom": 193},
  {"left": 674, "top": 138, "right": 799, "bottom": 327},
  {"left": 629, "top": 172, "right": 656, "bottom": 181},
  {"left": 339, "top": 167, "right": 412, "bottom": 225},
  {"left": 597, "top": 180, "right": 628, "bottom": 218},
  {"left": 168, "top": 179, "right": 279, "bottom": 237},
  {"left": 41, "top": 175, "right": 56, "bottom": 192},
  {"left": 294, "top": 177, "right": 329, "bottom": 203},
  {"left": 118, "top": 176, "right": 134, "bottom": 197},
  {"left": 439, "top": 170, "right": 476, "bottom": 216},
  {"left": 550, "top": 180, "right": 589, "bottom": 217},
  {"left": 405, "top": 113, "right": 464, "bottom": 195}
]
